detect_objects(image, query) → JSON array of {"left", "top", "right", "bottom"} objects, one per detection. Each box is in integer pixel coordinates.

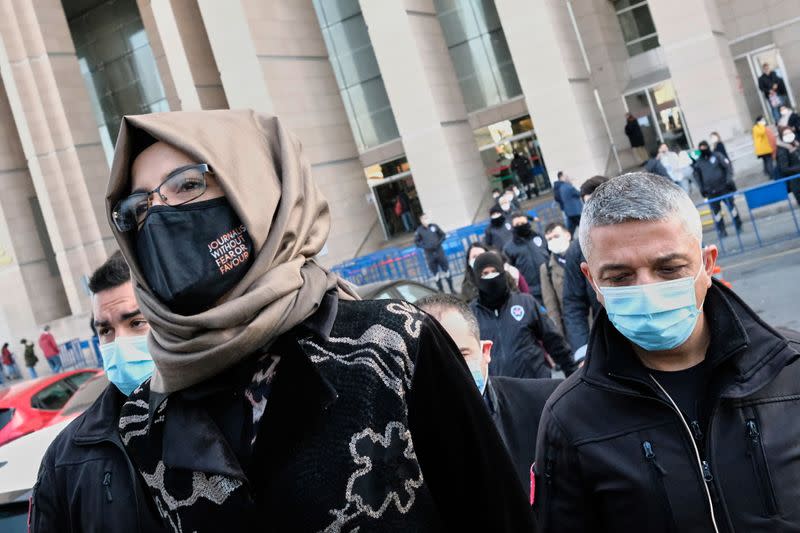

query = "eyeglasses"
[{"left": 112, "top": 163, "right": 212, "bottom": 232}]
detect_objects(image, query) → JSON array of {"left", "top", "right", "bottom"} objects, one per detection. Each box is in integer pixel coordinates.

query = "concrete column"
[
  {"left": 0, "top": 2, "right": 96, "bottom": 315},
  {"left": 648, "top": 0, "right": 750, "bottom": 141},
  {"left": 196, "top": 0, "right": 376, "bottom": 266},
  {"left": 570, "top": 0, "right": 636, "bottom": 171},
  {"left": 495, "top": 0, "right": 610, "bottom": 184},
  {"left": 197, "top": 0, "right": 273, "bottom": 113},
  {"left": 142, "top": 0, "right": 228, "bottom": 111},
  {"left": 360, "top": 0, "right": 488, "bottom": 230}
]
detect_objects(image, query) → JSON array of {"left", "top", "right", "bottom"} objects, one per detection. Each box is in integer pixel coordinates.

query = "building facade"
[{"left": 0, "top": 0, "right": 797, "bottom": 345}]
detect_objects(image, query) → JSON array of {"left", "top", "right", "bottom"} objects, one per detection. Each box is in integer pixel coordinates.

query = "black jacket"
[
  {"left": 504, "top": 234, "right": 549, "bottom": 299},
  {"left": 484, "top": 218, "right": 513, "bottom": 251},
  {"left": 694, "top": 152, "right": 735, "bottom": 197},
  {"left": 776, "top": 142, "right": 800, "bottom": 177},
  {"left": 625, "top": 119, "right": 645, "bottom": 147},
  {"left": 758, "top": 71, "right": 787, "bottom": 98},
  {"left": 534, "top": 281, "right": 800, "bottom": 532},
  {"left": 414, "top": 223, "right": 446, "bottom": 252},
  {"left": 471, "top": 291, "right": 573, "bottom": 379},
  {"left": 30, "top": 385, "right": 166, "bottom": 533},
  {"left": 561, "top": 239, "right": 600, "bottom": 351},
  {"left": 486, "top": 377, "right": 562, "bottom": 495},
  {"left": 116, "top": 299, "right": 535, "bottom": 532}
]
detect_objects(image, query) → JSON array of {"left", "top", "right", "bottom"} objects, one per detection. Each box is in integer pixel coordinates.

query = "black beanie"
[
  {"left": 473, "top": 251, "right": 505, "bottom": 277},
  {"left": 489, "top": 204, "right": 503, "bottom": 216}
]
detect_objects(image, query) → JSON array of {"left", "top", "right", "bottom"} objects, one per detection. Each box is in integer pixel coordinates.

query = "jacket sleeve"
[
  {"left": 413, "top": 229, "right": 422, "bottom": 248},
  {"left": 484, "top": 227, "right": 494, "bottom": 247},
  {"left": 561, "top": 244, "right": 591, "bottom": 352},
  {"left": 407, "top": 315, "right": 536, "bottom": 531},
  {"left": 29, "top": 447, "right": 67, "bottom": 533},
  {"left": 777, "top": 148, "right": 800, "bottom": 177},
  {"left": 534, "top": 405, "right": 593, "bottom": 532},
  {"left": 436, "top": 226, "right": 446, "bottom": 245},
  {"left": 721, "top": 157, "right": 735, "bottom": 189},
  {"left": 539, "top": 264, "right": 564, "bottom": 337},
  {"left": 693, "top": 166, "right": 706, "bottom": 196},
  {"left": 530, "top": 299, "right": 574, "bottom": 374}
]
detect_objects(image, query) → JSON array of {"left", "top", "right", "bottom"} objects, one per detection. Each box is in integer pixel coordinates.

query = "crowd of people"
[
  {"left": 0, "top": 327, "right": 63, "bottom": 383},
  {"left": 21, "top": 108, "right": 800, "bottom": 532}
]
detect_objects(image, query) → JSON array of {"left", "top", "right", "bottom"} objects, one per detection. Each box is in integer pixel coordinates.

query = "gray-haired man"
[{"left": 533, "top": 172, "right": 800, "bottom": 532}]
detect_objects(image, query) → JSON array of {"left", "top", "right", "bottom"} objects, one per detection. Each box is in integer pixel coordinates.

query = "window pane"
[
  {"left": 395, "top": 282, "right": 436, "bottom": 303},
  {"left": 31, "top": 381, "right": 74, "bottom": 411},
  {"left": 630, "top": 5, "right": 656, "bottom": 38},
  {"left": 626, "top": 35, "right": 660, "bottom": 56},
  {"left": 65, "top": 372, "right": 94, "bottom": 390},
  {"left": 315, "top": 0, "right": 361, "bottom": 26}
]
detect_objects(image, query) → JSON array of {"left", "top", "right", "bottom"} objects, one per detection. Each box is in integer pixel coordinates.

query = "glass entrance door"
[
  {"left": 624, "top": 80, "right": 690, "bottom": 152},
  {"left": 736, "top": 46, "right": 796, "bottom": 125}
]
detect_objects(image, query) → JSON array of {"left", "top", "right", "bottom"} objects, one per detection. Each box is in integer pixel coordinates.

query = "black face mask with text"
[{"left": 136, "top": 197, "right": 254, "bottom": 315}]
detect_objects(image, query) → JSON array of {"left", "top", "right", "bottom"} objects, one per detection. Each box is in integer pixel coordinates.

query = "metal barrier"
[
  {"left": 333, "top": 204, "right": 560, "bottom": 285},
  {"left": 696, "top": 174, "right": 800, "bottom": 256},
  {"left": 59, "top": 338, "right": 99, "bottom": 370}
]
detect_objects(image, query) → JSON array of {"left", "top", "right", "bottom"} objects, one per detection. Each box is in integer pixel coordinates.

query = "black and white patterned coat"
[{"left": 118, "top": 299, "right": 535, "bottom": 532}]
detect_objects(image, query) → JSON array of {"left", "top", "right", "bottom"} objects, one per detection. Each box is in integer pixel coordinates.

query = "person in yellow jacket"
[{"left": 753, "top": 115, "right": 776, "bottom": 179}]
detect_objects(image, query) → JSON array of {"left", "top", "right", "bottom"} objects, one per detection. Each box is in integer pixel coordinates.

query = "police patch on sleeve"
[{"left": 510, "top": 305, "right": 525, "bottom": 321}]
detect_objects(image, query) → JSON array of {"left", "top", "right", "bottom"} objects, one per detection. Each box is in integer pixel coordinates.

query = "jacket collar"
[
  {"left": 72, "top": 384, "right": 125, "bottom": 445},
  {"left": 582, "top": 280, "right": 797, "bottom": 398},
  {"left": 146, "top": 290, "right": 339, "bottom": 420},
  {"left": 155, "top": 314, "right": 340, "bottom": 481}
]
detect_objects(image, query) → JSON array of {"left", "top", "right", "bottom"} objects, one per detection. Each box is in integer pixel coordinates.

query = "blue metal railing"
[
  {"left": 334, "top": 175, "right": 800, "bottom": 286},
  {"left": 332, "top": 203, "right": 564, "bottom": 285},
  {"left": 696, "top": 174, "right": 800, "bottom": 256}
]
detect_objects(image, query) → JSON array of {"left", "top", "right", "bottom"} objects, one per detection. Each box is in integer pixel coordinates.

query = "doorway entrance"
[
  {"left": 475, "top": 115, "right": 551, "bottom": 195},
  {"left": 734, "top": 46, "right": 796, "bottom": 125},
  {"left": 623, "top": 80, "right": 691, "bottom": 153}
]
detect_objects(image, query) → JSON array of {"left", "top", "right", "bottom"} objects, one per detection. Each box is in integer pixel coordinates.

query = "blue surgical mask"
[
  {"left": 100, "top": 335, "right": 155, "bottom": 396},
  {"left": 596, "top": 253, "right": 705, "bottom": 352},
  {"left": 467, "top": 359, "right": 487, "bottom": 394}
]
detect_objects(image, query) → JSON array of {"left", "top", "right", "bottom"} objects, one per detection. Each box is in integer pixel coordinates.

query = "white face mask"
[
  {"left": 782, "top": 109, "right": 791, "bottom": 117},
  {"left": 758, "top": 120, "right": 767, "bottom": 126},
  {"left": 547, "top": 236, "right": 570, "bottom": 255},
  {"left": 784, "top": 133, "right": 796, "bottom": 144}
]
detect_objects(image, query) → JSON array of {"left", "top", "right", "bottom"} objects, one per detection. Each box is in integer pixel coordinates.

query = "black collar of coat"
[
  {"left": 582, "top": 280, "right": 798, "bottom": 399},
  {"left": 145, "top": 290, "right": 339, "bottom": 421},
  {"left": 149, "top": 297, "right": 340, "bottom": 481},
  {"left": 71, "top": 384, "right": 125, "bottom": 445}
]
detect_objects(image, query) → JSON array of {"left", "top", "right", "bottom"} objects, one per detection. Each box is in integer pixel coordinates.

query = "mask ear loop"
[{"left": 694, "top": 244, "right": 707, "bottom": 282}]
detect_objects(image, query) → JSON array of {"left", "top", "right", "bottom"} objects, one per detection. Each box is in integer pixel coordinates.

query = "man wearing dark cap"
[
  {"left": 469, "top": 251, "right": 575, "bottom": 379},
  {"left": 484, "top": 204, "right": 513, "bottom": 250}
]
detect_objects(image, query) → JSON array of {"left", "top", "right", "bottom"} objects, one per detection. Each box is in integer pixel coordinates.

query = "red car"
[{"left": 0, "top": 369, "right": 101, "bottom": 447}]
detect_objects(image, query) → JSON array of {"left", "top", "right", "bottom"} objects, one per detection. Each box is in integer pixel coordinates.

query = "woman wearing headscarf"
[{"left": 94, "top": 110, "right": 533, "bottom": 532}]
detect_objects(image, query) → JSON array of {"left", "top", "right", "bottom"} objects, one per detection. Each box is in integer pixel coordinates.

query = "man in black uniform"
[
  {"left": 484, "top": 204, "right": 513, "bottom": 251},
  {"left": 414, "top": 212, "right": 454, "bottom": 293},
  {"left": 469, "top": 251, "right": 574, "bottom": 379},
  {"left": 693, "top": 140, "right": 742, "bottom": 236},
  {"left": 503, "top": 212, "right": 549, "bottom": 302},
  {"left": 419, "top": 293, "right": 561, "bottom": 500}
]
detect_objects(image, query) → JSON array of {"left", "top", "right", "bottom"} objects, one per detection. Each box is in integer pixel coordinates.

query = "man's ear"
[
  {"left": 581, "top": 262, "right": 603, "bottom": 304},
  {"left": 703, "top": 245, "right": 719, "bottom": 288},
  {"left": 480, "top": 340, "right": 493, "bottom": 364}
]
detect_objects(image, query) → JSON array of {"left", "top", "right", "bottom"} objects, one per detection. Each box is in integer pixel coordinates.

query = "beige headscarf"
[{"left": 106, "top": 110, "right": 356, "bottom": 393}]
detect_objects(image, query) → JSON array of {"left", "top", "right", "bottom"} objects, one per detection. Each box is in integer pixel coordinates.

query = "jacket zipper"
[
  {"left": 102, "top": 471, "right": 113, "bottom": 503},
  {"left": 542, "top": 448, "right": 556, "bottom": 531},
  {"left": 642, "top": 441, "right": 676, "bottom": 531},
  {"left": 745, "top": 417, "right": 779, "bottom": 516},
  {"left": 650, "top": 375, "right": 720, "bottom": 533}
]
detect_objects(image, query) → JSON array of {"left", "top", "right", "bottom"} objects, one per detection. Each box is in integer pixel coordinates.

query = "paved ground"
[{"left": 717, "top": 239, "right": 800, "bottom": 331}]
